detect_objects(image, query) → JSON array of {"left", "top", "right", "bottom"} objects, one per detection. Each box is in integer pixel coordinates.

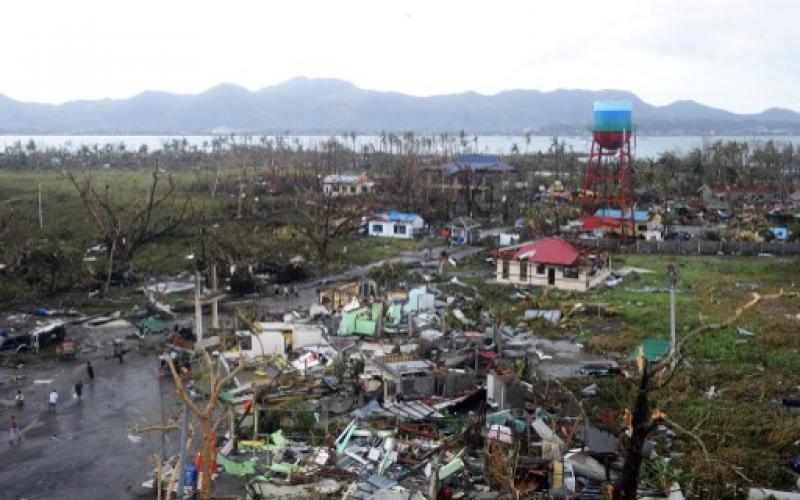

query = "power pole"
[
  {"left": 211, "top": 264, "right": 219, "bottom": 330},
  {"left": 176, "top": 403, "right": 189, "bottom": 495},
  {"left": 195, "top": 271, "right": 204, "bottom": 345}
]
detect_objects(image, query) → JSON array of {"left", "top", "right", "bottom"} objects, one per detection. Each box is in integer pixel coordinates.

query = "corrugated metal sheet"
[
  {"left": 372, "top": 211, "right": 423, "bottom": 223},
  {"left": 594, "top": 208, "right": 650, "bottom": 222},
  {"left": 502, "top": 237, "right": 579, "bottom": 265},
  {"left": 386, "top": 400, "right": 443, "bottom": 420},
  {"left": 440, "top": 154, "right": 516, "bottom": 176}
]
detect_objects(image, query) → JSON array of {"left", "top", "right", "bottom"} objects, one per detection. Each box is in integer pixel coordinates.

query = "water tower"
[{"left": 579, "top": 100, "right": 636, "bottom": 238}]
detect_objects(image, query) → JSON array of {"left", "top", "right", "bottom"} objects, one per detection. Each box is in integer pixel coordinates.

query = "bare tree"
[
  {"left": 165, "top": 353, "right": 245, "bottom": 500},
  {"left": 64, "top": 165, "right": 190, "bottom": 293},
  {"left": 288, "top": 176, "right": 374, "bottom": 264}
]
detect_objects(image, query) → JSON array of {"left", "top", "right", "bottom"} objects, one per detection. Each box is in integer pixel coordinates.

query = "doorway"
[{"left": 547, "top": 267, "right": 555, "bottom": 285}]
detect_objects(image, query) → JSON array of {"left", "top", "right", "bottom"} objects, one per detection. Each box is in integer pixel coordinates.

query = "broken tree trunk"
[
  {"left": 615, "top": 362, "right": 659, "bottom": 499},
  {"left": 613, "top": 290, "right": 798, "bottom": 498},
  {"left": 166, "top": 353, "right": 245, "bottom": 500}
]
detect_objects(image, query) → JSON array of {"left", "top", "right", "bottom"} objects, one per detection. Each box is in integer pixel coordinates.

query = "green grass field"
[
  {"left": 460, "top": 254, "right": 800, "bottom": 496},
  {"left": 0, "top": 168, "right": 428, "bottom": 304},
  {"left": 589, "top": 256, "right": 800, "bottom": 495}
]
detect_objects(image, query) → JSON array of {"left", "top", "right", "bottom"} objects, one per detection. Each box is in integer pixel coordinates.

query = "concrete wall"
[
  {"left": 443, "top": 369, "right": 479, "bottom": 397},
  {"left": 245, "top": 331, "right": 286, "bottom": 356},
  {"left": 400, "top": 376, "right": 436, "bottom": 398},
  {"left": 291, "top": 325, "right": 327, "bottom": 349},
  {"left": 578, "top": 238, "right": 800, "bottom": 256},
  {"left": 367, "top": 220, "right": 423, "bottom": 239}
]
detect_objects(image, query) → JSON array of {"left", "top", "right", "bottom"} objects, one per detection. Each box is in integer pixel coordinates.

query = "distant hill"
[{"left": 1, "top": 77, "right": 799, "bottom": 135}]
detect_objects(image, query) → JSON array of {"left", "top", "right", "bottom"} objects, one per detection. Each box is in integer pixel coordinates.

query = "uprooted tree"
[
  {"left": 614, "top": 289, "right": 797, "bottom": 499},
  {"left": 64, "top": 166, "right": 190, "bottom": 293},
  {"left": 165, "top": 352, "right": 245, "bottom": 500}
]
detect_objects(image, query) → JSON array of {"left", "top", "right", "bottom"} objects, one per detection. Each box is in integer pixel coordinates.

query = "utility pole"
[
  {"left": 195, "top": 271, "right": 203, "bottom": 345},
  {"left": 667, "top": 263, "right": 678, "bottom": 358},
  {"left": 176, "top": 403, "right": 189, "bottom": 495},
  {"left": 211, "top": 264, "right": 219, "bottom": 330}
]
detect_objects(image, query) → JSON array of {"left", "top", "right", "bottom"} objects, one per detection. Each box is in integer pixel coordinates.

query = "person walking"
[
  {"left": 86, "top": 361, "right": 94, "bottom": 382},
  {"left": 159, "top": 355, "right": 167, "bottom": 382},
  {"left": 291, "top": 284, "right": 299, "bottom": 298},
  {"left": 8, "top": 416, "right": 21, "bottom": 445},
  {"left": 74, "top": 380, "right": 84, "bottom": 402},
  {"left": 14, "top": 390, "right": 24, "bottom": 408},
  {"left": 48, "top": 390, "right": 59, "bottom": 412}
]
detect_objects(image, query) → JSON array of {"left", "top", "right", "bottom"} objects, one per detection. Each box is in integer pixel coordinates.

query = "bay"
[{"left": 2, "top": 134, "right": 800, "bottom": 159}]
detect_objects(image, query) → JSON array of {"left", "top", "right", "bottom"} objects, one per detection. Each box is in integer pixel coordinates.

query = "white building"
[
  {"left": 367, "top": 211, "right": 426, "bottom": 240},
  {"left": 224, "top": 322, "right": 328, "bottom": 361},
  {"left": 323, "top": 174, "right": 375, "bottom": 197}
]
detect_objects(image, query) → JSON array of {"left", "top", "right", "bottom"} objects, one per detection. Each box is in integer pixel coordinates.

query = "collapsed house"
[
  {"left": 223, "top": 322, "right": 329, "bottom": 360},
  {"left": 138, "top": 244, "right": 690, "bottom": 500},
  {"left": 430, "top": 154, "right": 518, "bottom": 211},
  {"left": 591, "top": 208, "right": 663, "bottom": 241},
  {"left": 444, "top": 216, "right": 482, "bottom": 246},
  {"left": 494, "top": 237, "right": 611, "bottom": 292},
  {"left": 321, "top": 279, "right": 377, "bottom": 311}
]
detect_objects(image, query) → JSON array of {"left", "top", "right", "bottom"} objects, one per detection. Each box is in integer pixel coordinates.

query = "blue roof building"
[
  {"left": 770, "top": 227, "right": 789, "bottom": 241},
  {"left": 594, "top": 208, "right": 650, "bottom": 222},
  {"left": 439, "top": 154, "right": 516, "bottom": 176}
]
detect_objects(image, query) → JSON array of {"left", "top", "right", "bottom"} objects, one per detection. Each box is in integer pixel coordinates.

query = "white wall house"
[
  {"left": 367, "top": 211, "right": 426, "bottom": 240},
  {"left": 495, "top": 238, "right": 610, "bottom": 292}
]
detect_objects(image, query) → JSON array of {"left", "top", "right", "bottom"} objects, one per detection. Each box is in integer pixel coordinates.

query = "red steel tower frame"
[{"left": 580, "top": 130, "right": 636, "bottom": 239}]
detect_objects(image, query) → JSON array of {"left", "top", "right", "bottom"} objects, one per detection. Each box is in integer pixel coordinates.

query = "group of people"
[
  {"left": 273, "top": 283, "right": 300, "bottom": 298},
  {"left": 9, "top": 361, "right": 96, "bottom": 445}
]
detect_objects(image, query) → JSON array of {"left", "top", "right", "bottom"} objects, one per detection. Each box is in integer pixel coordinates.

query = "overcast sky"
[{"left": 3, "top": 0, "right": 797, "bottom": 113}]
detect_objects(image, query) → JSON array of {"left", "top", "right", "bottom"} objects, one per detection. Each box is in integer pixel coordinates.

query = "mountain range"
[{"left": 1, "top": 77, "right": 799, "bottom": 135}]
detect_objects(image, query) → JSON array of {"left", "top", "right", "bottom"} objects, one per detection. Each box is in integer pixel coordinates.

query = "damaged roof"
[
  {"left": 439, "top": 154, "right": 516, "bottom": 176},
  {"left": 370, "top": 211, "right": 424, "bottom": 223}
]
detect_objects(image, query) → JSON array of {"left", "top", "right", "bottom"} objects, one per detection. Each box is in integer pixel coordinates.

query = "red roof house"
[{"left": 495, "top": 237, "right": 609, "bottom": 292}]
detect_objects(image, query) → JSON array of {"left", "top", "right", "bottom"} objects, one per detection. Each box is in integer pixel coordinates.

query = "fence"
[{"left": 572, "top": 238, "right": 800, "bottom": 257}]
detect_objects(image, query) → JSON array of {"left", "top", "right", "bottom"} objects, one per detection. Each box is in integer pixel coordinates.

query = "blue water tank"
[{"left": 593, "top": 100, "right": 633, "bottom": 132}]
